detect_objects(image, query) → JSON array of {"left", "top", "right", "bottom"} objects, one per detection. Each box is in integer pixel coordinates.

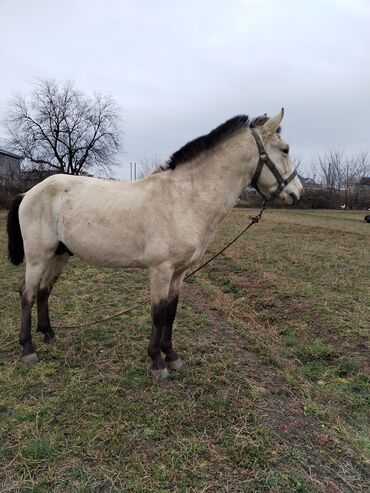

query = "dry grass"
[{"left": 0, "top": 208, "right": 369, "bottom": 492}]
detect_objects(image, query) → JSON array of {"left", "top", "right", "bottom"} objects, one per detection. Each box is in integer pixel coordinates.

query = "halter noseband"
[{"left": 250, "top": 128, "right": 297, "bottom": 201}]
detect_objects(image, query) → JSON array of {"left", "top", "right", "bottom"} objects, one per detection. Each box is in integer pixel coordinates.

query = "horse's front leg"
[
  {"left": 160, "top": 270, "right": 186, "bottom": 371},
  {"left": 148, "top": 263, "right": 173, "bottom": 379}
]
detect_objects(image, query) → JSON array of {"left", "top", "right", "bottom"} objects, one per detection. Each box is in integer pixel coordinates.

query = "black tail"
[{"left": 7, "top": 194, "right": 25, "bottom": 265}]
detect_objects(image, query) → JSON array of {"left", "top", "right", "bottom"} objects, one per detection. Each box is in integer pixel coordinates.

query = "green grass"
[{"left": 0, "top": 208, "right": 369, "bottom": 492}]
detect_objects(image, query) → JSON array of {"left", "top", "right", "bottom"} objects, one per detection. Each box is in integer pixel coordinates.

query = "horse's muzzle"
[{"left": 289, "top": 192, "right": 300, "bottom": 205}]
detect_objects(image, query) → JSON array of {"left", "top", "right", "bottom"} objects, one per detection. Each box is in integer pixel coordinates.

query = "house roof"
[
  {"left": 298, "top": 175, "right": 321, "bottom": 188},
  {"left": 0, "top": 147, "right": 23, "bottom": 160}
]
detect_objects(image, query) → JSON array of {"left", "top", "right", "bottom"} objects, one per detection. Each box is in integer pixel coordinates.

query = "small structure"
[
  {"left": 0, "top": 147, "right": 23, "bottom": 184},
  {"left": 356, "top": 177, "right": 370, "bottom": 192},
  {"left": 298, "top": 175, "right": 321, "bottom": 189}
]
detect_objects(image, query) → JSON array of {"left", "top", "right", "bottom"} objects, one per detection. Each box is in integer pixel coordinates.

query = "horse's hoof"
[
  {"left": 21, "top": 352, "right": 39, "bottom": 364},
  {"left": 167, "top": 358, "right": 183, "bottom": 371},
  {"left": 45, "top": 334, "right": 60, "bottom": 345},
  {"left": 151, "top": 367, "right": 170, "bottom": 379}
]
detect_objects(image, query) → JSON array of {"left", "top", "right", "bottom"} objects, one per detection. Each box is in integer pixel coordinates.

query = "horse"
[{"left": 7, "top": 109, "right": 302, "bottom": 378}]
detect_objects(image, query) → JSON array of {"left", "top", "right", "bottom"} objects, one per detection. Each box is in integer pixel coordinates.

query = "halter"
[{"left": 250, "top": 128, "right": 297, "bottom": 201}]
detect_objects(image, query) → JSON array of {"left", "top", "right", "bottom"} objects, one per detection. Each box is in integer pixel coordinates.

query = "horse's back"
[
  {"left": 21, "top": 174, "right": 133, "bottom": 214},
  {"left": 18, "top": 173, "right": 205, "bottom": 269},
  {"left": 19, "top": 175, "right": 155, "bottom": 266}
]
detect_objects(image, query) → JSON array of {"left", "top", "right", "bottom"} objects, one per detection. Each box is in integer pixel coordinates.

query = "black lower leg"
[
  {"left": 36, "top": 287, "right": 55, "bottom": 342},
  {"left": 161, "top": 295, "right": 179, "bottom": 362},
  {"left": 148, "top": 300, "right": 167, "bottom": 370},
  {"left": 19, "top": 291, "right": 36, "bottom": 357}
]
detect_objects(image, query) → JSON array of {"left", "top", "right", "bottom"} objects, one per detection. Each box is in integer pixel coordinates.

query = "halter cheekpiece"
[{"left": 250, "top": 128, "right": 297, "bottom": 201}]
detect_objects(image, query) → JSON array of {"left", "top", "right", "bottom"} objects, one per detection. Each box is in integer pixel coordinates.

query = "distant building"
[
  {"left": 355, "top": 176, "right": 370, "bottom": 192},
  {"left": 0, "top": 147, "right": 23, "bottom": 183},
  {"left": 0, "top": 147, "right": 97, "bottom": 190},
  {"left": 298, "top": 175, "right": 322, "bottom": 189}
]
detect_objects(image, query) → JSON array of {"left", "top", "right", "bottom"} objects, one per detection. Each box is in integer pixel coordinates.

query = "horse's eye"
[{"left": 282, "top": 147, "right": 289, "bottom": 155}]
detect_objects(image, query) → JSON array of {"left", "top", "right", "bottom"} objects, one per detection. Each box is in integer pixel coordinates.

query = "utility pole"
[{"left": 130, "top": 162, "right": 137, "bottom": 181}]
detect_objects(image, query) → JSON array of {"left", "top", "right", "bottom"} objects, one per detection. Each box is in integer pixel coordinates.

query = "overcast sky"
[{"left": 1, "top": 0, "right": 369, "bottom": 179}]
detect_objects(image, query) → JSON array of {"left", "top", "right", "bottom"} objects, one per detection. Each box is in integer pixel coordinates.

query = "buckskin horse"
[{"left": 7, "top": 109, "right": 302, "bottom": 378}]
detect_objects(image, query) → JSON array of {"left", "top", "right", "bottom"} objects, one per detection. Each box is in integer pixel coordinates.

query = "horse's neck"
[{"left": 173, "top": 131, "right": 256, "bottom": 227}]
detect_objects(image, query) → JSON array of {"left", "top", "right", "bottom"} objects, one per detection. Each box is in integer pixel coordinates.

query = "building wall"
[{"left": 0, "top": 153, "right": 21, "bottom": 180}]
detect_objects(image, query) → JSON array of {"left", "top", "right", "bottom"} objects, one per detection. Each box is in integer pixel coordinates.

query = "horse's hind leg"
[
  {"left": 37, "top": 253, "right": 69, "bottom": 343},
  {"left": 19, "top": 261, "right": 49, "bottom": 363},
  {"left": 161, "top": 270, "right": 186, "bottom": 371}
]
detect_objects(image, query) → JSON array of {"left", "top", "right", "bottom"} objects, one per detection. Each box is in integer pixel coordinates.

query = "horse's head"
[{"left": 250, "top": 109, "right": 303, "bottom": 205}]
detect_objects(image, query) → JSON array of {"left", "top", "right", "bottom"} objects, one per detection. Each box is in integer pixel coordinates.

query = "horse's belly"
[
  {"left": 76, "top": 250, "right": 146, "bottom": 267},
  {"left": 62, "top": 228, "right": 147, "bottom": 268},
  {"left": 58, "top": 202, "right": 202, "bottom": 269}
]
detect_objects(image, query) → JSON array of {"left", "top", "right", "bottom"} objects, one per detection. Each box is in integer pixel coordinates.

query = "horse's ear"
[{"left": 262, "top": 108, "right": 284, "bottom": 135}]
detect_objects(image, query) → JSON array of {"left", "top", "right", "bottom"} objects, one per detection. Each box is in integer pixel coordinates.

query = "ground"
[{"left": 0, "top": 209, "right": 369, "bottom": 492}]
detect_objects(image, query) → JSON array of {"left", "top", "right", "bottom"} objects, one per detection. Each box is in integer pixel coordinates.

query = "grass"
[{"left": 0, "top": 208, "right": 369, "bottom": 492}]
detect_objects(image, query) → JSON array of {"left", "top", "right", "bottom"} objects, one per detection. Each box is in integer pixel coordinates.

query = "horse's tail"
[{"left": 7, "top": 194, "right": 25, "bottom": 265}]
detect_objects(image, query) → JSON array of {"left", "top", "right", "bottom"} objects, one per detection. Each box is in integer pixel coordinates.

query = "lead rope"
[{"left": 53, "top": 202, "right": 267, "bottom": 330}]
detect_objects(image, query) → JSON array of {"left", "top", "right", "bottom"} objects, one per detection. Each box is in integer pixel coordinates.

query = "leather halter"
[{"left": 250, "top": 128, "right": 297, "bottom": 201}]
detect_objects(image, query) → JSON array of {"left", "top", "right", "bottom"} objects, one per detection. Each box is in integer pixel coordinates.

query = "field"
[{"left": 0, "top": 209, "right": 369, "bottom": 492}]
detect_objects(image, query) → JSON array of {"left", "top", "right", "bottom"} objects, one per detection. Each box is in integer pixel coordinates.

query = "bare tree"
[
  {"left": 308, "top": 160, "right": 320, "bottom": 186},
  {"left": 313, "top": 149, "right": 369, "bottom": 190},
  {"left": 137, "top": 156, "right": 163, "bottom": 179},
  {"left": 344, "top": 152, "right": 369, "bottom": 186},
  {"left": 344, "top": 151, "right": 369, "bottom": 206},
  {"left": 310, "top": 149, "right": 369, "bottom": 208},
  {"left": 4, "top": 79, "right": 122, "bottom": 176},
  {"left": 292, "top": 154, "right": 303, "bottom": 175},
  {"left": 317, "top": 149, "right": 344, "bottom": 189}
]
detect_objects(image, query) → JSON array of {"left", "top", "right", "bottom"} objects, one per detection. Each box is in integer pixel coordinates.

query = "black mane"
[{"left": 163, "top": 114, "right": 273, "bottom": 171}]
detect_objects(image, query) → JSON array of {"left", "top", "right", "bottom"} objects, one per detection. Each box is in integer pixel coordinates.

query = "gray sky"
[{"left": 1, "top": 0, "right": 369, "bottom": 179}]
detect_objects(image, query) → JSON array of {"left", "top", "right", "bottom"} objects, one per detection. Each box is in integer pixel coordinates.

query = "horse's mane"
[{"left": 160, "top": 114, "right": 275, "bottom": 172}]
